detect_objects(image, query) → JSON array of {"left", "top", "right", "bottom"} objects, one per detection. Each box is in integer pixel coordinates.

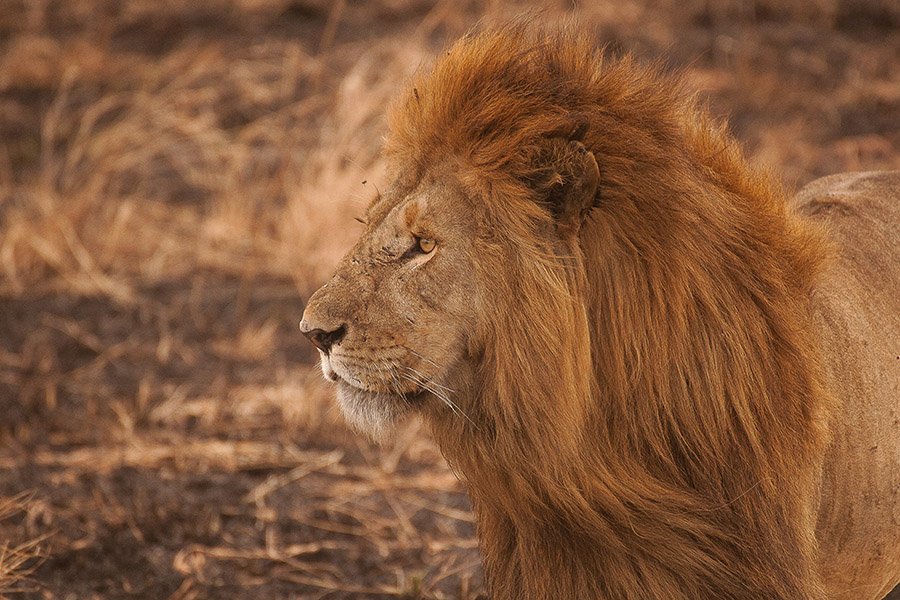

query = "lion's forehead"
[
  {"left": 366, "top": 173, "right": 465, "bottom": 236},
  {"left": 366, "top": 179, "right": 423, "bottom": 224},
  {"left": 385, "top": 188, "right": 433, "bottom": 224}
]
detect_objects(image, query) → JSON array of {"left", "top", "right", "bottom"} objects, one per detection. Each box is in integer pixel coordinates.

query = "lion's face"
[
  {"left": 302, "top": 136, "right": 600, "bottom": 438},
  {"left": 300, "top": 173, "right": 479, "bottom": 437}
]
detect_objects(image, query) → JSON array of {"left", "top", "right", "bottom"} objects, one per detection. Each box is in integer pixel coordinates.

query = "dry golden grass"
[
  {"left": 0, "top": 0, "right": 896, "bottom": 597},
  {"left": 0, "top": 495, "right": 45, "bottom": 597}
]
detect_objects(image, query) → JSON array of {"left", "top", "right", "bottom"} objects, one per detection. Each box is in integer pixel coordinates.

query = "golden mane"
[{"left": 386, "top": 25, "right": 833, "bottom": 599}]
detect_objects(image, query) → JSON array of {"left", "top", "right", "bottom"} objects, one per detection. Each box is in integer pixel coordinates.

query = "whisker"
[
  {"left": 377, "top": 358, "right": 404, "bottom": 396},
  {"left": 386, "top": 360, "right": 405, "bottom": 397},
  {"left": 400, "top": 346, "right": 455, "bottom": 389},
  {"left": 399, "top": 365, "right": 437, "bottom": 396},
  {"left": 401, "top": 365, "right": 477, "bottom": 429},
  {"left": 402, "top": 369, "right": 455, "bottom": 414}
]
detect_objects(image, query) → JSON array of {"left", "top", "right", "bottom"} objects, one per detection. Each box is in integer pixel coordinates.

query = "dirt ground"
[{"left": 0, "top": 1, "right": 897, "bottom": 598}]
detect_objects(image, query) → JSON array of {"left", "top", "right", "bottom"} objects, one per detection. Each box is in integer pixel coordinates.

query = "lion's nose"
[{"left": 300, "top": 321, "right": 347, "bottom": 354}]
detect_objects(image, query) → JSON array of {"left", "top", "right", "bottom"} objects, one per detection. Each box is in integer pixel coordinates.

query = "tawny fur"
[
  {"left": 302, "top": 24, "right": 900, "bottom": 600},
  {"left": 388, "top": 26, "right": 829, "bottom": 599}
]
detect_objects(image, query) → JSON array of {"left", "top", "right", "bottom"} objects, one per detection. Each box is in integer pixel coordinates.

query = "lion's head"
[
  {"left": 300, "top": 131, "right": 600, "bottom": 439},
  {"left": 299, "top": 175, "right": 480, "bottom": 437},
  {"left": 301, "top": 27, "right": 617, "bottom": 439}
]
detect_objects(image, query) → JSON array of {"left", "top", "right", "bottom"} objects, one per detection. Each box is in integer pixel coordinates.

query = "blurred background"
[{"left": 0, "top": 0, "right": 897, "bottom": 598}]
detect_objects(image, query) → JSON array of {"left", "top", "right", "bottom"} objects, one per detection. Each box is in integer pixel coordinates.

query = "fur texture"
[
  {"left": 302, "top": 24, "right": 900, "bottom": 600},
  {"left": 387, "top": 25, "right": 829, "bottom": 599}
]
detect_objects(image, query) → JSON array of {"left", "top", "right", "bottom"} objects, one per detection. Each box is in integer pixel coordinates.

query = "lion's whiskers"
[
  {"left": 401, "top": 365, "right": 477, "bottom": 429},
  {"left": 401, "top": 346, "right": 450, "bottom": 380},
  {"left": 397, "top": 346, "right": 476, "bottom": 427},
  {"left": 352, "top": 357, "right": 470, "bottom": 429},
  {"left": 376, "top": 358, "right": 405, "bottom": 397}
]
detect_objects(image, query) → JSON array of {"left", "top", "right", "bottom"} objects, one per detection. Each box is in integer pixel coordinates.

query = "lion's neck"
[{"left": 438, "top": 410, "right": 823, "bottom": 600}]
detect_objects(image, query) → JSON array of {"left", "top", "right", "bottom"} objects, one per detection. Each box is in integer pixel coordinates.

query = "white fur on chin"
[{"left": 335, "top": 382, "right": 406, "bottom": 442}]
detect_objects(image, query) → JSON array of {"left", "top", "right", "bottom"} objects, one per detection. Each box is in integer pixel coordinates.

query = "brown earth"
[{"left": 0, "top": 1, "right": 897, "bottom": 598}]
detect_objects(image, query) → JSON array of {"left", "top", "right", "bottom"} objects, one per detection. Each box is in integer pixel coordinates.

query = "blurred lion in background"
[{"left": 301, "top": 24, "right": 900, "bottom": 600}]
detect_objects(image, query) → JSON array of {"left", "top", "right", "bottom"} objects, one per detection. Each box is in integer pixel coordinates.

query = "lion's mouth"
[
  {"left": 321, "top": 352, "right": 429, "bottom": 403},
  {"left": 320, "top": 351, "right": 459, "bottom": 438},
  {"left": 334, "top": 377, "right": 427, "bottom": 405}
]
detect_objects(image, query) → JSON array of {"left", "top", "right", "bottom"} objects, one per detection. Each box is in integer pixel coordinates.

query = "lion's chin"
[{"left": 335, "top": 382, "right": 418, "bottom": 441}]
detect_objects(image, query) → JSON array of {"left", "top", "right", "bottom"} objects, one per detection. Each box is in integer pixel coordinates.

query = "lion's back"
[
  {"left": 793, "top": 171, "right": 900, "bottom": 600},
  {"left": 796, "top": 171, "right": 900, "bottom": 299}
]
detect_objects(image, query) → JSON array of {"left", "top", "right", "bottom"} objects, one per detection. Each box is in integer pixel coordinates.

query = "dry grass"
[
  {"left": 0, "top": 0, "right": 897, "bottom": 598},
  {"left": 0, "top": 495, "right": 44, "bottom": 597}
]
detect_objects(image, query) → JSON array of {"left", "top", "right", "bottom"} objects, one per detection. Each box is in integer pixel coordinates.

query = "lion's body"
[
  {"left": 302, "top": 26, "right": 900, "bottom": 599},
  {"left": 795, "top": 172, "right": 900, "bottom": 600}
]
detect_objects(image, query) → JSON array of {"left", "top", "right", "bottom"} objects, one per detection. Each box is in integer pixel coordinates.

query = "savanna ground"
[{"left": 0, "top": 0, "right": 897, "bottom": 598}]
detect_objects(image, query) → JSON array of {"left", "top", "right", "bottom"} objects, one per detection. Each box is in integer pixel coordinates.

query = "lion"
[{"left": 300, "top": 25, "right": 900, "bottom": 600}]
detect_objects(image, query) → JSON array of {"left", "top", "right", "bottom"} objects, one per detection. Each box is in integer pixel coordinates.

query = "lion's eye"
[{"left": 417, "top": 237, "right": 436, "bottom": 253}]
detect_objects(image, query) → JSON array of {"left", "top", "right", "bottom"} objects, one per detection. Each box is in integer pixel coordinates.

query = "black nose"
[{"left": 301, "top": 323, "right": 347, "bottom": 354}]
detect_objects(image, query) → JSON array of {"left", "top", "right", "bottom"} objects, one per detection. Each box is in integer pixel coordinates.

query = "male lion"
[{"left": 300, "top": 26, "right": 900, "bottom": 600}]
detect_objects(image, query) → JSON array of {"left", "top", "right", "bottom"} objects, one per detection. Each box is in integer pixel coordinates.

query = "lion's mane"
[{"left": 385, "top": 25, "right": 833, "bottom": 599}]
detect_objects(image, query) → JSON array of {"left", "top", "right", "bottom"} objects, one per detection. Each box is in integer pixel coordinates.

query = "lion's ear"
[{"left": 530, "top": 139, "right": 600, "bottom": 236}]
